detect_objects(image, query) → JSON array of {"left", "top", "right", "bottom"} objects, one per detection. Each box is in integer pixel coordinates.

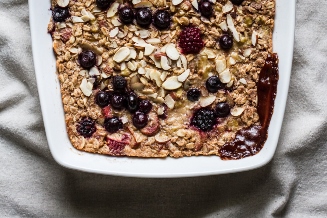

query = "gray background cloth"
[{"left": 0, "top": 0, "right": 326, "bottom": 217}]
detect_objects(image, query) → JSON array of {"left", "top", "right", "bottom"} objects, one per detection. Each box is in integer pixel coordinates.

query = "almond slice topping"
[
  {"left": 162, "top": 76, "right": 182, "bottom": 90},
  {"left": 113, "top": 47, "right": 130, "bottom": 63}
]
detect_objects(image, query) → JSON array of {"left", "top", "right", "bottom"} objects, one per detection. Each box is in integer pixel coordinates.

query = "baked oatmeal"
[{"left": 48, "top": 0, "right": 278, "bottom": 159}]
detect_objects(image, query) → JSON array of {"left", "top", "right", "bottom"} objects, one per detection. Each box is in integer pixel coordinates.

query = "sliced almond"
[
  {"left": 80, "top": 78, "right": 93, "bottom": 96},
  {"left": 162, "top": 76, "right": 182, "bottom": 90},
  {"left": 231, "top": 107, "right": 245, "bottom": 117},
  {"left": 149, "top": 70, "right": 162, "bottom": 87},
  {"left": 117, "top": 30, "right": 127, "bottom": 38},
  {"left": 180, "top": 55, "right": 187, "bottom": 70},
  {"left": 136, "top": 29, "right": 150, "bottom": 39},
  {"left": 109, "top": 27, "right": 119, "bottom": 37},
  {"left": 200, "top": 96, "right": 216, "bottom": 107},
  {"left": 89, "top": 67, "right": 100, "bottom": 76},
  {"left": 127, "top": 61, "right": 137, "bottom": 71},
  {"left": 215, "top": 58, "right": 226, "bottom": 73},
  {"left": 87, "top": 11, "right": 95, "bottom": 21},
  {"left": 155, "top": 133, "right": 170, "bottom": 143},
  {"left": 57, "top": 0, "right": 69, "bottom": 7},
  {"left": 111, "top": 17, "right": 122, "bottom": 26},
  {"left": 81, "top": 15, "right": 91, "bottom": 22},
  {"left": 227, "top": 14, "right": 240, "bottom": 42},
  {"left": 165, "top": 44, "right": 180, "bottom": 60},
  {"left": 138, "top": 67, "right": 145, "bottom": 75},
  {"left": 164, "top": 94, "right": 175, "bottom": 109},
  {"left": 172, "top": 0, "right": 183, "bottom": 6},
  {"left": 160, "top": 56, "right": 171, "bottom": 70},
  {"left": 79, "top": 70, "right": 87, "bottom": 76},
  {"left": 132, "top": 0, "right": 141, "bottom": 4},
  {"left": 107, "top": 2, "right": 119, "bottom": 18},
  {"left": 108, "top": 41, "right": 118, "bottom": 48},
  {"left": 121, "top": 62, "right": 126, "bottom": 70},
  {"left": 146, "top": 38, "right": 161, "bottom": 44},
  {"left": 140, "top": 60, "right": 147, "bottom": 67},
  {"left": 160, "top": 71, "right": 168, "bottom": 81},
  {"left": 144, "top": 44, "right": 155, "bottom": 56},
  {"left": 219, "top": 68, "right": 232, "bottom": 83},
  {"left": 138, "top": 51, "right": 144, "bottom": 59},
  {"left": 227, "top": 57, "right": 236, "bottom": 66},
  {"left": 113, "top": 47, "right": 130, "bottom": 63},
  {"left": 96, "top": 56, "right": 103, "bottom": 66},
  {"left": 222, "top": 1, "right": 233, "bottom": 13},
  {"left": 177, "top": 69, "right": 190, "bottom": 82},
  {"left": 69, "top": 47, "right": 81, "bottom": 54},
  {"left": 218, "top": 20, "right": 228, "bottom": 31},
  {"left": 149, "top": 55, "right": 162, "bottom": 68},
  {"left": 191, "top": 0, "right": 199, "bottom": 10},
  {"left": 252, "top": 31, "right": 258, "bottom": 46},
  {"left": 203, "top": 48, "right": 216, "bottom": 59},
  {"left": 134, "top": 1, "right": 153, "bottom": 8},
  {"left": 239, "top": 78, "right": 247, "bottom": 85},
  {"left": 126, "top": 48, "right": 137, "bottom": 61},
  {"left": 72, "top": 16, "right": 84, "bottom": 23},
  {"left": 243, "top": 48, "right": 252, "bottom": 57}
]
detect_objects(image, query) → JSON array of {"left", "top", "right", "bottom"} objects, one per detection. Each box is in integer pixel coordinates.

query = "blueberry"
[
  {"left": 118, "top": 6, "right": 134, "bottom": 24},
  {"left": 78, "top": 50, "right": 96, "bottom": 69},
  {"left": 219, "top": 34, "right": 233, "bottom": 50},
  {"left": 112, "top": 76, "right": 127, "bottom": 92},
  {"left": 127, "top": 92, "right": 139, "bottom": 112},
  {"left": 199, "top": 1, "right": 213, "bottom": 18},
  {"left": 96, "top": 0, "right": 112, "bottom": 10},
  {"left": 110, "top": 93, "right": 125, "bottom": 110},
  {"left": 52, "top": 6, "right": 70, "bottom": 22},
  {"left": 187, "top": 88, "right": 201, "bottom": 102},
  {"left": 191, "top": 108, "right": 216, "bottom": 132},
  {"left": 136, "top": 8, "right": 152, "bottom": 27},
  {"left": 104, "top": 116, "right": 123, "bottom": 133},
  {"left": 139, "top": 100, "right": 152, "bottom": 114},
  {"left": 132, "top": 111, "right": 148, "bottom": 129},
  {"left": 230, "top": 0, "right": 244, "bottom": 6},
  {"left": 76, "top": 117, "right": 96, "bottom": 137},
  {"left": 153, "top": 10, "right": 170, "bottom": 30},
  {"left": 206, "top": 76, "right": 225, "bottom": 93},
  {"left": 95, "top": 91, "right": 110, "bottom": 108},
  {"left": 215, "top": 102, "right": 230, "bottom": 117}
]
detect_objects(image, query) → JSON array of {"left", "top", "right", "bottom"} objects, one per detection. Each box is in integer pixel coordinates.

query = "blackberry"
[
  {"left": 76, "top": 117, "right": 96, "bottom": 137},
  {"left": 112, "top": 76, "right": 127, "bottom": 92},
  {"left": 191, "top": 108, "right": 216, "bottom": 131}
]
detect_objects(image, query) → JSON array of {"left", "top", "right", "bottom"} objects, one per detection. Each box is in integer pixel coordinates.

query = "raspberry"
[{"left": 178, "top": 27, "right": 204, "bottom": 54}]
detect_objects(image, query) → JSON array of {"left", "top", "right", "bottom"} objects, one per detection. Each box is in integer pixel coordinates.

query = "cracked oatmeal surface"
[{"left": 49, "top": 0, "right": 277, "bottom": 158}]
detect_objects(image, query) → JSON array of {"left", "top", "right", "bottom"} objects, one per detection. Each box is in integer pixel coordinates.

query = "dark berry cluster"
[
  {"left": 77, "top": 117, "right": 96, "bottom": 137},
  {"left": 190, "top": 102, "right": 231, "bottom": 131},
  {"left": 178, "top": 27, "right": 204, "bottom": 54}
]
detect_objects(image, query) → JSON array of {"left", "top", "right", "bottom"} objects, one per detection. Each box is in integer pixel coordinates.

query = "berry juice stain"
[{"left": 219, "top": 54, "right": 279, "bottom": 160}]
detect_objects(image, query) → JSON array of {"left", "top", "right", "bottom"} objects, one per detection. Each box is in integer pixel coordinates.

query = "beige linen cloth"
[{"left": 0, "top": 0, "right": 326, "bottom": 217}]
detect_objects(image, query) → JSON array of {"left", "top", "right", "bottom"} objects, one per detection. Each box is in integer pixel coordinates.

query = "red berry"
[{"left": 178, "top": 27, "right": 204, "bottom": 54}]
